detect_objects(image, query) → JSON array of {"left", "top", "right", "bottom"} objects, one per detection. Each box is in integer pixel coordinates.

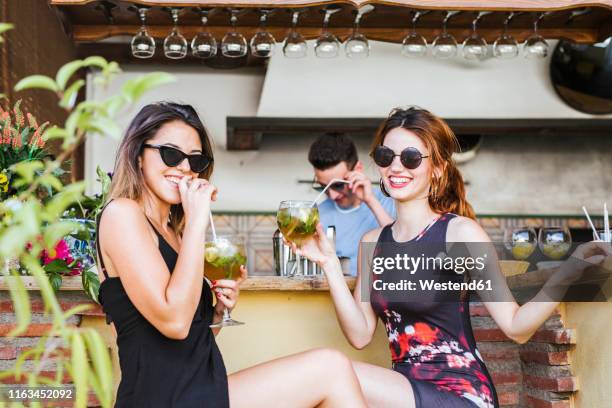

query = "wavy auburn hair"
[
  {"left": 108, "top": 102, "right": 214, "bottom": 235},
  {"left": 370, "top": 107, "right": 475, "bottom": 219}
]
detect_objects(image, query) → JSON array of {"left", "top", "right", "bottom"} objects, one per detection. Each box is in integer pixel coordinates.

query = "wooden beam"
[
  {"left": 72, "top": 24, "right": 604, "bottom": 43},
  {"left": 50, "top": 0, "right": 612, "bottom": 12}
]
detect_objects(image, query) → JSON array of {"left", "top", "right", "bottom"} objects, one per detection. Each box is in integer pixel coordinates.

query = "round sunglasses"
[
  {"left": 143, "top": 144, "right": 212, "bottom": 174},
  {"left": 371, "top": 145, "right": 429, "bottom": 169}
]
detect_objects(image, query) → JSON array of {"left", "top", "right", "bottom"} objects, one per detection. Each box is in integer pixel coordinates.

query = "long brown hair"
[
  {"left": 108, "top": 102, "right": 215, "bottom": 235},
  {"left": 370, "top": 107, "right": 475, "bottom": 219}
]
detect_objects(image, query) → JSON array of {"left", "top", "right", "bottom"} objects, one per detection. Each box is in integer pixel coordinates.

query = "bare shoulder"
[
  {"left": 100, "top": 198, "right": 145, "bottom": 228},
  {"left": 361, "top": 226, "right": 384, "bottom": 243},
  {"left": 447, "top": 215, "right": 490, "bottom": 242}
]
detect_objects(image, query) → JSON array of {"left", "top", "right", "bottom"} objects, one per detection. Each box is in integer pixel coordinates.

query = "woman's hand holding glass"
[
  {"left": 287, "top": 223, "right": 339, "bottom": 273},
  {"left": 212, "top": 265, "right": 248, "bottom": 318},
  {"left": 551, "top": 241, "right": 612, "bottom": 286}
]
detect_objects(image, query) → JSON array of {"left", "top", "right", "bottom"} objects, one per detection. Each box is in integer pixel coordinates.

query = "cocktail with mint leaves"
[{"left": 277, "top": 201, "right": 320, "bottom": 247}]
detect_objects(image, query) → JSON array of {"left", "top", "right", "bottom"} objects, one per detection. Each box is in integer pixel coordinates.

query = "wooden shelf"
[
  {"left": 50, "top": 0, "right": 612, "bottom": 52},
  {"left": 226, "top": 117, "right": 612, "bottom": 150}
]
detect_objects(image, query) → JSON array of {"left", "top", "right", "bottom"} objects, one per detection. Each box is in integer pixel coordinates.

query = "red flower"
[{"left": 41, "top": 239, "right": 73, "bottom": 265}]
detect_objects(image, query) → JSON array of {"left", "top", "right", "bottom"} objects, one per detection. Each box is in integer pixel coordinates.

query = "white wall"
[{"left": 85, "top": 42, "right": 611, "bottom": 213}]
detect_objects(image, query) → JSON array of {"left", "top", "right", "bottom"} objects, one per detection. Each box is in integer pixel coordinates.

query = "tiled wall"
[{"left": 213, "top": 214, "right": 604, "bottom": 275}]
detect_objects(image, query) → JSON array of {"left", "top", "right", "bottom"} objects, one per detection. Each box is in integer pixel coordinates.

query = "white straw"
[
  {"left": 311, "top": 178, "right": 351, "bottom": 207},
  {"left": 209, "top": 212, "right": 217, "bottom": 242},
  {"left": 604, "top": 202, "right": 610, "bottom": 242},
  {"left": 582, "top": 206, "right": 601, "bottom": 241}
]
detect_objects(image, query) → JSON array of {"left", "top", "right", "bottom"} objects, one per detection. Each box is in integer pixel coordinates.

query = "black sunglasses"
[
  {"left": 371, "top": 145, "right": 429, "bottom": 169},
  {"left": 143, "top": 144, "right": 212, "bottom": 173},
  {"left": 312, "top": 180, "right": 348, "bottom": 193}
]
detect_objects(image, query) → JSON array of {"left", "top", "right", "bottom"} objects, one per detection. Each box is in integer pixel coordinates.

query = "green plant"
[{"left": 0, "top": 22, "right": 175, "bottom": 407}]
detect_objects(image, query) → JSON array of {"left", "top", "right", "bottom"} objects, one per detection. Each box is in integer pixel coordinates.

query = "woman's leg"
[
  {"left": 351, "top": 361, "right": 417, "bottom": 408},
  {"left": 228, "top": 348, "right": 366, "bottom": 408}
]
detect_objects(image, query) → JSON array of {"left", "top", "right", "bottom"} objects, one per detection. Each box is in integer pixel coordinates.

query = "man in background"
[{"left": 308, "top": 133, "right": 395, "bottom": 276}]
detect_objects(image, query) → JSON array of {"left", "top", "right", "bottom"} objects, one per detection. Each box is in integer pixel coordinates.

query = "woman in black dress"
[
  {"left": 293, "top": 107, "right": 610, "bottom": 408},
  {"left": 96, "top": 102, "right": 367, "bottom": 408}
]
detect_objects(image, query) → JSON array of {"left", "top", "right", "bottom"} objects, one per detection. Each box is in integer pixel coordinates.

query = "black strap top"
[{"left": 96, "top": 199, "right": 229, "bottom": 408}]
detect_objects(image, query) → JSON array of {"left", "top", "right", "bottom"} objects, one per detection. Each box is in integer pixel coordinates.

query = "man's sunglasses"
[
  {"left": 371, "top": 145, "right": 429, "bottom": 169},
  {"left": 143, "top": 144, "right": 212, "bottom": 173},
  {"left": 312, "top": 180, "right": 349, "bottom": 193}
]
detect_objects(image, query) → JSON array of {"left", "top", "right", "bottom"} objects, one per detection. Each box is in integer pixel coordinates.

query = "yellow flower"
[{"left": 0, "top": 173, "right": 8, "bottom": 192}]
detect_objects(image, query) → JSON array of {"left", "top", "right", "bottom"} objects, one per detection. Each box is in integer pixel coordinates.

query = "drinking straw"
[
  {"left": 582, "top": 206, "right": 601, "bottom": 241},
  {"left": 604, "top": 202, "right": 610, "bottom": 242},
  {"left": 209, "top": 212, "right": 217, "bottom": 242},
  {"left": 311, "top": 179, "right": 351, "bottom": 207}
]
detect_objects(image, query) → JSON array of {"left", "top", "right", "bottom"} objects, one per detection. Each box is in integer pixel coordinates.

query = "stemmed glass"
[
  {"left": 250, "top": 9, "right": 276, "bottom": 58},
  {"left": 277, "top": 201, "right": 320, "bottom": 278},
  {"left": 283, "top": 10, "right": 307, "bottom": 58},
  {"left": 205, "top": 234, "right": 247, "bottom": 327},
  {"left": 493, "top": 12, "right": 519, "bottom": 59},
  {"left": 401, "top": 10, "right": 429, "bottom": 58},
  {"left": 315, "top": 6, "right": 342, "bottom": 58},
  {"left": 131, "top": 7, "right": 155, "bottom": 58},
  {"left": 221, "top": 9, "right": 248, "bottom": 58},
  {"left": 432, "top": 11, "right": 460, "bottom": 59},
  {"left": 345, "top": 5, "right": 374, "bottom": 59},
  {"left": 191, "top": 8, "right": 217, "bottom": 59},
  {"left": 538, "top": 227, "right": 572, "bottom": 260},
  {"left": 463, "top": 11, "right": 491, "bottom": 60},
  {"left": 524, "top": 12, "right": 550, "bottom": 59},
  {"left": 164, "top": 8, "right": 188, "bottom": 59},
  {"left": 504, "top": 227, "right": 537, "bottom": 260}
]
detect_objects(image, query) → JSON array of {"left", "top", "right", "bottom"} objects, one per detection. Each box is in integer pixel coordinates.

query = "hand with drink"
[
  {"left": 205, "top": 234, "right": 248, "bottom": 327},
  {"left": 178, "top": 175, "right": 218, "bottom": 229}
]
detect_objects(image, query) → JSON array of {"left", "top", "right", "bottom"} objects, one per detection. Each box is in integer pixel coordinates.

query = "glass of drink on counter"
[
  {"left": 538, "top": 227, "right": 572, "bottom": 260},
  {"left": 205, "top": 234, "right": 247, "bottom": 327},
  {"left": 504, "top": 227, "right": 537, "bottom": 260}
]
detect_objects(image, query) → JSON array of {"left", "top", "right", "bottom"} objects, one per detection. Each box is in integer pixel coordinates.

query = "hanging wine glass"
[
  {"left": 493, "top": 12, "right": 519, "bottom": 59},
  {"left": 283, "top": 10, "right": 307, "bottom": 58},
  {"left": 164, "top": 8, "right": 188, "bottom": 59},
  {"left": 401, "top": 10, "right": 429, "bottom": 58},
  {"left": 524, "top": 12, "right": 550, "bottom": 59},
  {"left": 345, "top": 5, "right": 374, "bottom": 59},
  {"left": 462, "top": 11, "right": 490, "bottom": 60},
  {"left": 250, "top": 9, "right": 276, "bottom": 58},
  {"left": 191, "top": 8, "right": 217, "bottom": 59},
  {"left": 315, "top": 6, "right": 342, "bottom": 58},
  {"left": 221, "top": 9, "right": 248, "bottom": 58},
  {"left": 131, "top": 7, "right": 155, "bottom": 58},
  {"left": 432, "top": 11, "right": 460, "bottom": 59}
]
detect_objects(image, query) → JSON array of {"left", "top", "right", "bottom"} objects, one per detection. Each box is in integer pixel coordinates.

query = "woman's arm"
[
  {"left": 448, "top": 217, "right": 611, "bottom": 344},
  {"left": 99, "top": 178, "right": 214, "bottom": 339},
  {"left": 295, "top": 224, "right": 380, "bottom": 349}
]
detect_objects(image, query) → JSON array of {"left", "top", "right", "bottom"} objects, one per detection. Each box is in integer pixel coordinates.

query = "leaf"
[
  {"left": 43, "top": 220, "right": 80, "bottom": 248},
  {"left": 20, "top": 255, "right": 63, "bottom": 323},
  {"left": 14, "top": 75, "right": 58, "bottom": 93},
  {"left": 122, "top": 72, "right": 175, "bottom": 103},
  {"left": 43, "top": 259, "right": 71, "bottom": 274},
  {"left": 83, "top": 329, "right": 113, "bottom": 407},
  {"left": 59, "top": 79, "right": 85, "bottom": 110},
  {"left": 56, "top": 60, "right": 84, "bottom": 91},
  {"left": 45, "top": 182, "right": 85, "bottom": 220},
  {"left": 87, "top": 116, "right": 121, "bottom": 139},
  {"left": 49, "top": 272, "right": 63, "bottom": 292},
  {"left": 42, "top": 126, "right": 68, "bottom": 142},
  {"left": 0, "top": 22, "right": 14, "bottom": 35},
  {"left": 10, "top": 160, "right": 44, "bottom": 184},
  {"left": 37, "top": 173, "right": 64, "bottom": 192},
  {"left": 6, "top": 270, "right": 31, "bottom": 337},
  {"left": 82, "top": 56, "right": 108, "bottom": 70},
  {"left": 70, "top": 332, "right": 89, "bottom": 407},
  {"left": 82, "top": 268, "right": 100, "bottom": 303}
]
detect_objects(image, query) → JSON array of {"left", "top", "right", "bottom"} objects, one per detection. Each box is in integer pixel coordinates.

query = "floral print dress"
[{"left": 370, "top": 213, "right": 498, "bottom": 408}]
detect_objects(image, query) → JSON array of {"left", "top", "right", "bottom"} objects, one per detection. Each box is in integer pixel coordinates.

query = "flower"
[
  {"left": 0, "top": 172, "right": 8, "bottom": 192},
  {"left": 41, "top": 239, "right": 73, "bottom": 265}
]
